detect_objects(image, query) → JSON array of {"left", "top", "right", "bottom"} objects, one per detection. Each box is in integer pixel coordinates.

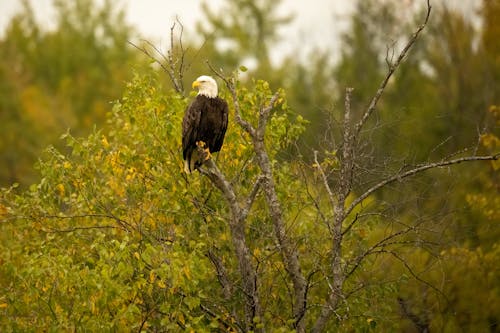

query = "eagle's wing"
[
  {"left": 182, "top": 98, "right": 202, "bottom": 160},
  {"left": 213, "top": 99, "right": 229, "bottom": 152}
]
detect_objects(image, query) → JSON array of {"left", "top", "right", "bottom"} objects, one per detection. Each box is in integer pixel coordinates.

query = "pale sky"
[
  {"left": 0, "top": 0, "right": 480, "bottom": 65},
  {"left": 0, "top": 0, "right": 353, "bottom": 64}
]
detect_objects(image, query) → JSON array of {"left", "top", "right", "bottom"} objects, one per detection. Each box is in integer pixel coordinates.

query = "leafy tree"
[{"left": 0, "top": 0, "right": 139, "bottom": 187}]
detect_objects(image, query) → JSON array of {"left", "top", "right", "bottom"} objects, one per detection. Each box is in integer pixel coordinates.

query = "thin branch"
[
  {"left": 341, "top": 212, "right": 360, "bottom": 236},
  {"left": 241, "top": 175, "right": 264, "bottom": 220},
  {"left": 206, "top": 62, "right": 256, "bottom": 136},
  {"left": 206, "top": 249, "right": 234, "bottom": 300},
  {"left": 345, "top": 153, "right": 500, "bottom": 218},
  {"left": 128, "top": 20, "right": 186, "bottom": 94},
  {"left": 299, "top": 162, "right": 330, "bottom": 230},
  {"left": 345, "top": 220, "right": 425, "bottom": 279},
  {"left": 43, "top": 225, "right": 118, "bottom": 233},
  {"left": 176, "top": 18, "right": 185, "bottom": 79},
  {"left": 38, "top": 213, "right": 132, "bottom": 231},
  {"left": 354, "top": 0, "right": 432, "bottom": 138},
  {"left": 387, "top": 249, "right": 449, "bottom": 302},
  {"left": 205, "top": 60, "right": 231, "bottom": 87},
  {"left": 256, "top": 91, "right": 280, "bottom": 138},
  {"left": 313, "top": 150, "right": 336, "bottom": 212},
  {"left": 129, "top": 40, "right": 181, "bottom": 94},
  {"left": 312, "top": 88, "right": 355, "bottom": 333},
  {"left": 340, "top": 87, "right": 355, "bottom": 198},
  {"left": 398, "top": 297, "right": 430, "bottom": 333},
  {"left": 211, "top": 72, "right": 307, "bottom": 331}
]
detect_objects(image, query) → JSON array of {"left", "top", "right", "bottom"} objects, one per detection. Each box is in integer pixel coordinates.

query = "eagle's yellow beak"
[{"left": 192, "top": 80, "right": 200, "bottom": 89}]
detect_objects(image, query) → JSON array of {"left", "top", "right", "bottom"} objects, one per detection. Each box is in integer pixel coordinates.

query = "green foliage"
[
  {"left": 0, "top": 0, "right": 140, "bottom": 187},
  {"left": 0, "top": 70, "right": 308, "bottom": 331}
]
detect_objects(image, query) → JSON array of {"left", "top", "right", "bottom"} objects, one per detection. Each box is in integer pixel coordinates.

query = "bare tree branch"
[
  {"left": 398, "top": 297, "right": 430, "bottom": 333},
  {"left": 299, "top": 162, "right": 331, "bottom": 230},
  {"left": 345, "top": 153, "right": 500, "bottom": 219},
  {"left": 241, "top": 175, "right": 264, "bottom": 221},
  {"left": 353, "top": 0, "right": 432, "bottom": 139},
  {"left": 313, "top": 150, "right": 336, "bottom": 213},
  {"left": 345, "top": 220, "right": 426, "bottom": 279},
  {"left": 256, "top": 92, "right": 280, "bottom": 138},
  {"left": 206, "top": 249, "right": 234, "bottom": 301},
  {"left": 313, "top": 87, "right": 355, "bottom": 332},
  {"left": 43, "top": 225, "right": 118, "bottom": 233},
  {"left": 128, "top": 21, "right": 186, "bottom": 94},
  {"left": 206, "top": 62, "right": 257, "bottom": 137},
  {"left": 388, "top": 249, "right": 448, "bottom": 300}
]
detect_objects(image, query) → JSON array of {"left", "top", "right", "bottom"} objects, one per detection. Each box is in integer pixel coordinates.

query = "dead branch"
[
  {"left": 256, "top": 92, "right": 280, "bottom": 137},
  {"left": 206, "top": 249, "right": 234, "bottom": 300},
  {"left": 353, "top": 0, "right": 432, "bottom": 139},
  {"left": 345, "top": 153, "right": 500, "bottom": 219},
  {"left": 128, "top": 21, "right": 186, "bottom": 94},
  {"left": 398, "top": 297, "right": 430, "bottom": 333},
  {"left": 299, "top": 162, "right": 331, "bottom": 231},
  {"left": 206, "top": 62, "right": 257, "bottom": 137},
  {"left": 241, "top": 175, "right": 264, "bottom": 221},
  {"left": 313, "top": 150, "right": 336, "bottom": 213},
  {"left": 43, "top": 225, "right": 118, "bottom": 233},
  {"left": 312, "top": 88, "right": 355, "bottom": 332},
  {"left": 345, "top": 219, "right": 426, "bottom": 280}
]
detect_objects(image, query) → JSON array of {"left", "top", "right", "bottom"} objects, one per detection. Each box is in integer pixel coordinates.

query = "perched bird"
[{"left": 182, "top": 75, "right": 229, "bottom": 173}]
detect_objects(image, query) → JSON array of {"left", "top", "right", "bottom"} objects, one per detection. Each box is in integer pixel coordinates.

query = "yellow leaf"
[
  {"left": 0, "top": 303, "right": 7, "bottom": 308},
  {"left": 101, "top": 135, "right": 110, "bottom": 148},
  {"left": 183, "top": 266, "right": 191, "bottom": 279},
  {"left": 56, "top": 183, "right": 65, "bottom": 196},
  {"left": 178, "top": 312, "right": 185, "bottom": 325},
  {"left": 0, "top": 204, "right": 7, "bottom": 217}
]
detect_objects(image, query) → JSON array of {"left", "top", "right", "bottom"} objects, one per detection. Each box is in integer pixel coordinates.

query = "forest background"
[{"left": 0, "top": 0, "right": 499, "bottom": 331}]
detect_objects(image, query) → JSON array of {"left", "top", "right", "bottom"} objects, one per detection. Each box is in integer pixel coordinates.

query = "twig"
[
  {"left": 242, "top": 175, "right": 264, "bottom": 220},
  {"left": 128, "top": 21, "right": 186, "bottom": 94},
  {"left": 256, "top": 92, "right": 280, "bottom": 138},
  {"left": 206, "top": 62, "right": 256, "bottom": 136},
  {"left": 206, "top": 249, "right": 234, "bottom": 300},
  {"left": 43, "top": 225, "right": 118, "bottom": 233},
  {"left": 313, "top": 151, "right": 336, "bottom": 212}
]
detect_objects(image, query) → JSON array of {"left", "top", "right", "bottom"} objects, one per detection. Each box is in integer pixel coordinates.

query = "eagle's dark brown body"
[{"left": 182, "top": 94, "right": 228, "bottom": 173}]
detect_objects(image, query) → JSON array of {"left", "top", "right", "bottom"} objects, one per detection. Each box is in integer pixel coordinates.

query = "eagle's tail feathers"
[{"left": 184, "top": 159, "right": 191, "bottom": 174}]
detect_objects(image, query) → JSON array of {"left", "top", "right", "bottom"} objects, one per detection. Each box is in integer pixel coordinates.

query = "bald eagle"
[{"left": 182, "top": 75, "right": 229, "bottom": 174}]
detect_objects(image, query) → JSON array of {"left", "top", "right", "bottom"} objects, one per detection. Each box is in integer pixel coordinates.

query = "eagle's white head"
[{"left": 192, "top": 75, "right": 218, "bottom": 98}]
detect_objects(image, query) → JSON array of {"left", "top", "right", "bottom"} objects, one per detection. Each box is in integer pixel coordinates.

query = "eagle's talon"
[{"left": 203, "top": 148, "right": 212, "bottom": 161}]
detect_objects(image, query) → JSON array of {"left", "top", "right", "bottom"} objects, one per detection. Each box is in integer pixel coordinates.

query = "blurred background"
[{"left": 0, "top": 0, "right": 497, "bottom": 188}]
